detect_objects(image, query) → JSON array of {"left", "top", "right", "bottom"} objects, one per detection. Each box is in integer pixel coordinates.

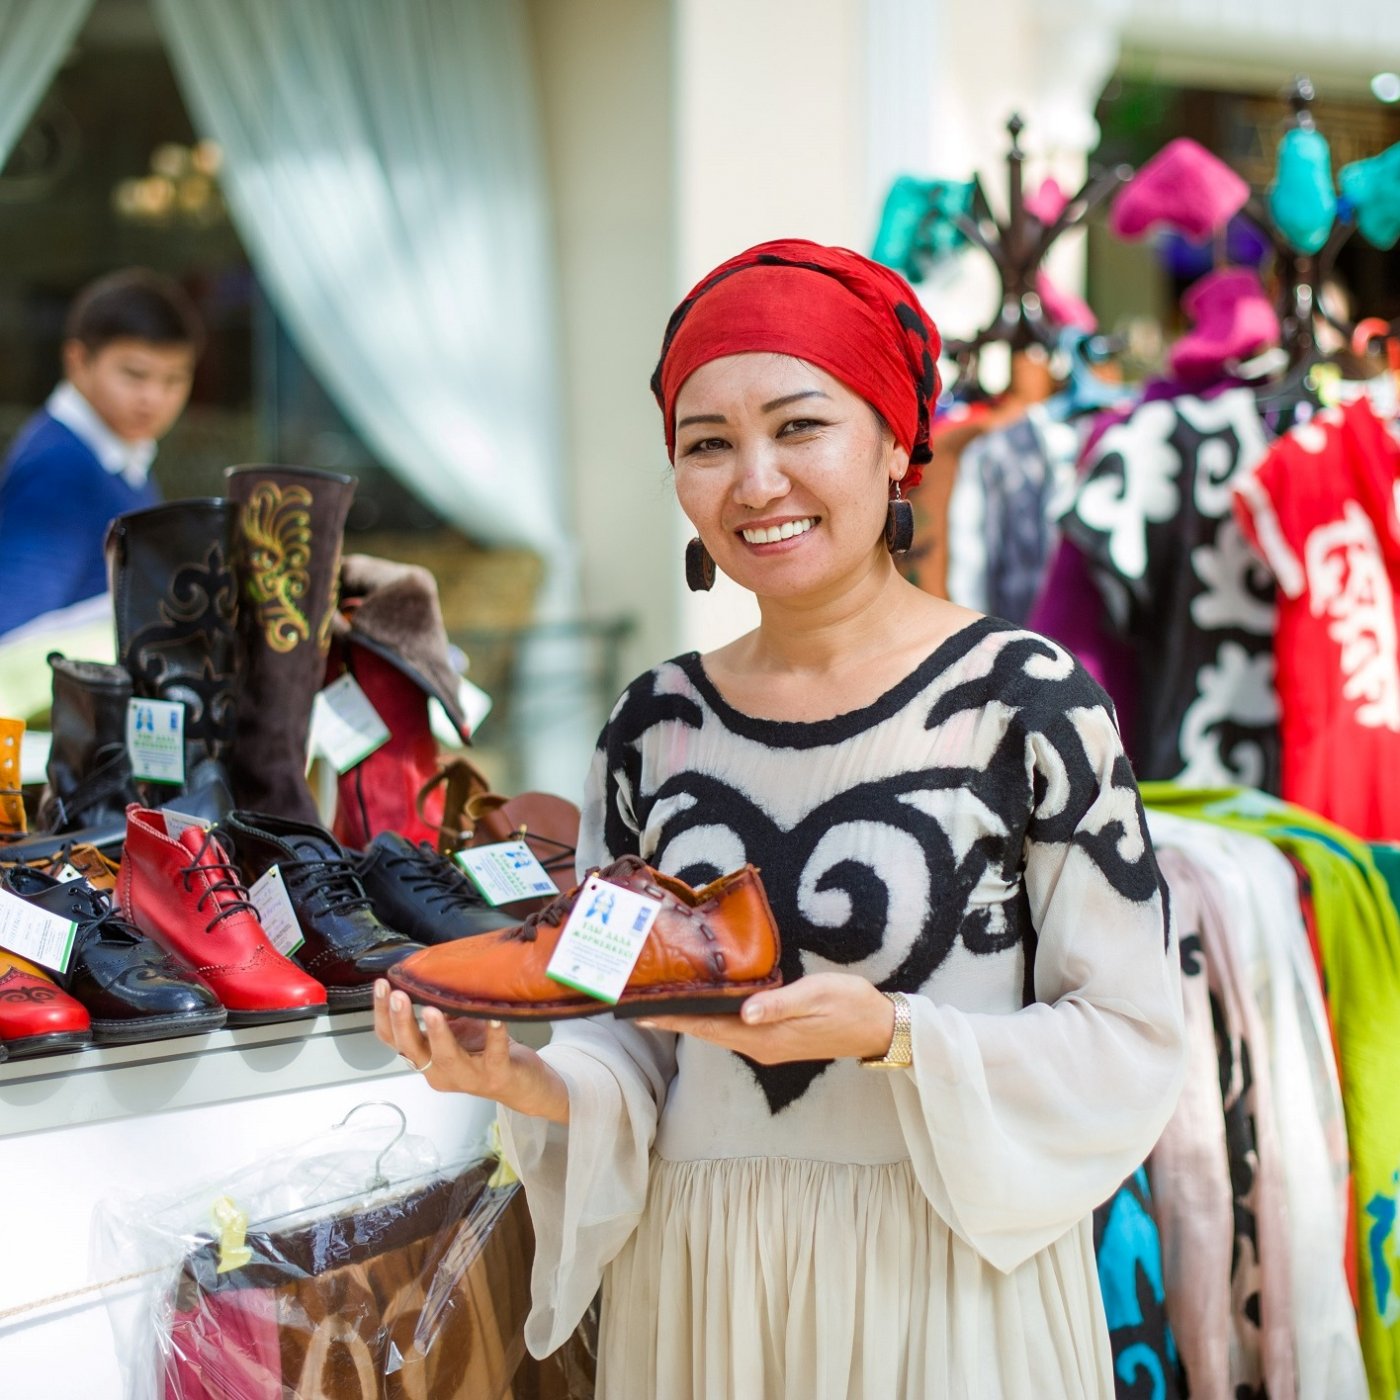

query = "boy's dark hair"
[{"left": 65, "top": 268, "right": 205, "bottom": 357}]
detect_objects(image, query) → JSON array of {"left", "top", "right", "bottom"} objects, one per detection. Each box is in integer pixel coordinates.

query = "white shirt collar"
[{"left": 45, "top": 381, "right": 157, "bottom": 490}]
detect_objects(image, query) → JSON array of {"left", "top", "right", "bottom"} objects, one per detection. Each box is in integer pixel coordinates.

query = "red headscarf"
[{"left": 651, "top": 239, "right": 942, "bottom": 489}]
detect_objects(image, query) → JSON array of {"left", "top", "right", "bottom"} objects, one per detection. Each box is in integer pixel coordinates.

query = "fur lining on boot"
[{"left": 334, "top": 554, "right": 470, "bottom": 741}]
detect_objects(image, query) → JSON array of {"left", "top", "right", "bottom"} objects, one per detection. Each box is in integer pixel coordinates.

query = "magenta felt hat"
[
  {"left": 1169, "top": 267, "right": 1280, "bottom": 383},
  {"left": 1110, "top": 138, "right": 1250, "bottom": 243}
]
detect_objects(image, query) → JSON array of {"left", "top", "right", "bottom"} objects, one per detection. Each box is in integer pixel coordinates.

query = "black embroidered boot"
[
  {"left": 224, "top": 464, "right": 356, "bottom": 822},
  {"left": 37, "top": 654, "right": 140, "bottom": 835},
  {"left": 105, "top": 499, "right": 241, "bottom": 822}
]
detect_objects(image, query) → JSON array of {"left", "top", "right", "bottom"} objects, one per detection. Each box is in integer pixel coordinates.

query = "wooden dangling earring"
[
  {"left": 685, "top": 537, "right": 716, "bottom": 591},
  {"left": 885, "top": 482, "right": 914, "bottom": 554}
]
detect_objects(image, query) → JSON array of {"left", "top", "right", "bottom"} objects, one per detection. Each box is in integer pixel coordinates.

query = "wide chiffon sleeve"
[
  {"left": 497, "top": 737, "right": 678, "bottom": 1357},
  {"left": 890, "top": 697, "right": 1187, "bottom": 1274}
]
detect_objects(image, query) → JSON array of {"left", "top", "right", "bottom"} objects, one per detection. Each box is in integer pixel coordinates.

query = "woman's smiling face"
[{"left": 672, "top": 353, "right": 908, "bottom": 600}]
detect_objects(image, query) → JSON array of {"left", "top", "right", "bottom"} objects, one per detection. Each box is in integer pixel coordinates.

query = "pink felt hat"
[
  {"left": 1169, "top": 267, "right": 1280, "bottom": 383},
  {"left": 1036, "top": 270, "right": 1098, "bottom": 333},
  {"left": 1110, "top": 138, "right": 1250, "bottom": 243},
  {"left": 1025, "top": 176, "right": 1070, "bottom": 227}
]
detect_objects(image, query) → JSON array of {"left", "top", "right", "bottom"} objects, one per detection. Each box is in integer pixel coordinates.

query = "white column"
[{"left": 673, "top": 0, "right": 871, "bottom": 654}]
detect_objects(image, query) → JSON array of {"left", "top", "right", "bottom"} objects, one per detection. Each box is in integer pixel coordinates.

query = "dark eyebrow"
[
  {"left": 677, "top": 390, "right": 830, "bottom": 431},
  {"left": 762, "top": 390, "right": 830, "bottom": 413}
]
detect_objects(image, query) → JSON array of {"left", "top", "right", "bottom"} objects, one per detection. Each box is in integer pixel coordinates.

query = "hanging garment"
[
  {"left": 501, "top": 619, "right": 1185, "bottom": 1399},
  {"left": 1147, "top": 846, "right": 1295, "bottom": 1400},
  {"left": 946, "top": 408, "right": 1082, "bottom": 624},
  {"left": 1142, "top": 784, "right": 1400, "bottom": 1397},
  {"left": 1091, "top": 1167, "right": 1184, "bottom": 1400},
  {"left": 1028, "top": 537, "right": 1142, "bottom": 759},
  {"left": 1151, "top": 816, "right": 1364, "bottom": 1399},
  {"left": 905, "top": 402, "right": 997, "bottom": 598},
  {"left": 158, "top": 1166, "right": 535, "bottom": 1400},
  {"left": 1142, "top": 850, "right": 1237, "bottom": 1400},
  {"left": 1283, "top": 847, "right": 1359, "bottom": 1305},
  {"left": 1233, "top": 397, "right": 1400, "bottom": 838},
  {"left": 1059, "top": 387, "right": 1280, "bottom": 788}
]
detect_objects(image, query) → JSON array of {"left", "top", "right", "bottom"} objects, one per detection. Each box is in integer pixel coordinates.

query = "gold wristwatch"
[{"left": 859, "top": 991, "right": 913, "bottom": 1069}]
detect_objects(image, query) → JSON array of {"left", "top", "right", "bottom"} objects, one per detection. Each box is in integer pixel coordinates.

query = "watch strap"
[{"left": 860, "top": 990, "right": 913, "bottom": 1069}]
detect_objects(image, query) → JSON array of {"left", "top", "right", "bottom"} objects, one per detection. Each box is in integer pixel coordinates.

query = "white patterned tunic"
[{"left": 500, "top": 617, "right": 1185, "bottom": 1399}]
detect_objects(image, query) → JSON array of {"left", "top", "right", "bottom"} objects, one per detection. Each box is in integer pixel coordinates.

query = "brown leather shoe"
[
  {"left": 387, "top": 855, "right": 783, "bottom": 1020},
  {"left": 40, "top": 843, "right": 120, "bottom": 892}
]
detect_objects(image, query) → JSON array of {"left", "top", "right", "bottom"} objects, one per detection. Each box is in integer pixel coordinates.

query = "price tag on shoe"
[
  {"left": 161, "top": 808, "right": 208, "bottom": 843},
  {"left": 545, "top": 874, "right": 662, "bottom": 1004},
  {"left": 247, "top": 865, "right": 305, "bottom": 957},
  {"left": 0, "top": 884, "right": 77, "bottom": 974},
  {"left": 126, "top": 698, "right": 185, "bottom": 786},
  {"left": 309, "top": 674, "right": 391, "bottom": 774},
  {"left": 455, "top": 841, "right": 559, "bottom": 906}
]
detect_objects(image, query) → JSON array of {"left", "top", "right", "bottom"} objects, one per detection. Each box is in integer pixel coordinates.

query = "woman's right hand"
[{"left": 372, "top": 981, "right": 571, "bottom": 1125}]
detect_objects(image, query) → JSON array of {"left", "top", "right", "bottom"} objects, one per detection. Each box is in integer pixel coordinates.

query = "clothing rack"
[
  {"left": 942, "top": 114, "right": 1132, "bottom": 385},
  {"left": 1251, "top": 76, "right": 1400, "bottom": 368}
]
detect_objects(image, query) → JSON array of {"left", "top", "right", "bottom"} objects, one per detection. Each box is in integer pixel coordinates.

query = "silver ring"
[{"left": 399, "top": 1053, "right": 433, "bottom": 1073}]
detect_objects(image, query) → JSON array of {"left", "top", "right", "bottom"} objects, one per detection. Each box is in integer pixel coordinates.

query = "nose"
[{"left": 731, "top": 441, "right": 790, "bottom": 511}]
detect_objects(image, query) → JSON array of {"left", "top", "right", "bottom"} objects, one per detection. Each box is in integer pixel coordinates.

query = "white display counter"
[{"left": 0, "top": 1011, "right": 500, "bottom": 1399}]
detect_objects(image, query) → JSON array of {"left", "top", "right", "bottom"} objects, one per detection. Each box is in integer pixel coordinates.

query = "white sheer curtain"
[
  {"left": 0, "top": 0, "right": 94, "bottom": 163},
  {"left": 151, "top": 0, "right": 569, "bottom": 559},
  {"left": 152, "top": 0, "right": 592, "bottom": 793}
]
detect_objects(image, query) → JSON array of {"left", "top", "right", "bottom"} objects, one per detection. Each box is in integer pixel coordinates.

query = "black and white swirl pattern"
[{"left": 587, "top": 618, "right": 1165, "bottom": 1112}]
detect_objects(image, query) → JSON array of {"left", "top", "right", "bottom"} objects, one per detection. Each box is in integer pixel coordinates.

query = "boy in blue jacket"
[{"left": 0, "top": 268, "right": 204, "bottom": 637}]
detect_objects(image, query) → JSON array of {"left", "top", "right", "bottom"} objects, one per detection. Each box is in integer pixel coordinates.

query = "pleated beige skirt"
[{"left": 595, "top": 1156, "right": 1114, "bottom": 1399}]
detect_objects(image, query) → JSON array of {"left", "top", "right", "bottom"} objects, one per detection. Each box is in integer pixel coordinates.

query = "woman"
[{"left": 375, "top": 239, "right": 1186, "bottom": 1398}]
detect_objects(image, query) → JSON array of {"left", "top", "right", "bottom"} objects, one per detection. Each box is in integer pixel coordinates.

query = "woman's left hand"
[{"left": 637, "top": 972, "right": 897, "bottom": 1064}]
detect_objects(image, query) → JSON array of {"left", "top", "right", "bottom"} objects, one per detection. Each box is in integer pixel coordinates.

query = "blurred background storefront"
[{"left": 1, "top": 0, "right": 1398, "bottom": 790}]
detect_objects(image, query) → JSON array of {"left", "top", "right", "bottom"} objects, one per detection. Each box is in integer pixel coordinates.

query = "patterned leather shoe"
[
  {"left": 1, "top": 867, "right": 227, "bottom": 1044},
  {"left": 0, "top": 949, "right": 92, "bottom": 1057},
  {"left": 222, "top": 812, "right": 424, "bottom": 1008},
  {"left": 387, "top": 854, "right": 783, "bottom": 1021},
  {"left": 120, "top": 806, "right": 327, "bottom": 1025},
  {"left": 356, "top": 833, "right": 514, "bottom": 945}
]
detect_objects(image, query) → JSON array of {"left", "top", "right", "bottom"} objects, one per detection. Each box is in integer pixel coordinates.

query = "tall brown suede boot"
[
  {"left": 105, "top": 498, "right": 241, "bottom": 821},
  {"left": 224, "top": 464, "right": 355, "bottom": 822}
]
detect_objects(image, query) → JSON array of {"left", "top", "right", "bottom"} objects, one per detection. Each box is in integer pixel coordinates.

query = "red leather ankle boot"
[
  {"left": 119, "top": 806, "right": 327, "bottom": 1025},
  {"left": 0, "top": 949, "right": 92, "bottom": 1057},
  {"left": 331, "top": 644, "right": 444, "bottom": 850}
]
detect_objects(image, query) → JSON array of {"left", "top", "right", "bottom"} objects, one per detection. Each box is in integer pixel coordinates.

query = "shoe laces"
[
  {"left": 180, "top": 827, "right": 261, "bottom": 933},
  {"left": 278, "top": 851, "right": 375, "bottom": 917},
  {"left": 0, "top": 860, "right": 142, "bottom": 948},
  {"left": 61, "top": 880, "right": 144, "bottom": 948},
  {"left": 522, "top": 829, "right": 578, "bottom": 877},
  {"left": 513, "top": 854, "right": 650, "bottom": 943},
  {"left": 383, "top": 843, "right": 487, "bottom": 914}
]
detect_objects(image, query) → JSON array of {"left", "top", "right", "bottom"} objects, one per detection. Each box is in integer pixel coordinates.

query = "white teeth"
[{"left": 742, "top": 518, "right": 815, "bottom": 545}]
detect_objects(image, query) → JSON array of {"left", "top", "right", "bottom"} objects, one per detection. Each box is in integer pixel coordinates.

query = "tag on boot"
[
  {"left": 126, "top": 699, "right": 185, "bottom": 786},
  {"left": 546, "top": 874, "right": 662, "bottom": 1004},
  {"left": 0, "top": 885, "right": 77, "bottom": 974},
  {"left": 161, "top": 808, "right": 208, "bottom": 843},
  {"left": 309, "top": 674, "right": 391, "bottom": 774},
  {"left": 248, "top": 865, "right": 305, "bottom": 957},
  {"left": 456, "top": 841, "right": 558, "bottom": 906}
]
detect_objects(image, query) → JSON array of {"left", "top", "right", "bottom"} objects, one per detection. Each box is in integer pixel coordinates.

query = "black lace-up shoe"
[
  {"left": 356, "top": 833, "right": 514, "bottom": 945},
  {"left": 221, "top": 812, "right": 424, "bottom": 1007},
  {"left": 0, "top": 866, "right": 227, "bottom": 1042}
]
